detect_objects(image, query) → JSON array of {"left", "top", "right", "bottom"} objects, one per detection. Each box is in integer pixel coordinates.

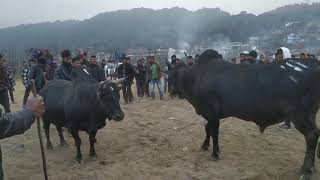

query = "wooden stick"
[{"left": 31, "top": 80, "right": 48, "bottom": 180}]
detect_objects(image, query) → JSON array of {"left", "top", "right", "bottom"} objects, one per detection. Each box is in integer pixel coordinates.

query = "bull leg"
[
  {"left": 201, "top": 122, "right": 210, "bottom": 151},
  {"left": 89, "top": 130, "right": 98, "bottom": 160},
  {"left": 71, "top": 130, "right": 82, "bottom": 163},
  {"left": 56, "top": 126, "right": 67, "bottom": 146},
  {"left": 43, "top": 121, "right": 53, "bottom": 150},
  {"left": 299, "top": 130, "right": 319, "bottom": 180},
  {"left": 317, "top": 141, "right": 320, "bottom": 159},
  {"left": 210, "top": 120, "right": 220, "bottom": 161},
  {"left": 293, "top": 112, "right": 319, "bottom": 180}
]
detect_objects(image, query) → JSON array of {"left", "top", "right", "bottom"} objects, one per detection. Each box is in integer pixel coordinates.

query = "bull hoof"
[
  {"left": 211, "top": 153, "right": 220, "bottom": 161},
  {"left": 201, "top": 145, "right": 209, "bottom": 151},
  {"left": 76, "top": 156, "right": 83, "bottom": 163},
  {"left": 299, "top": 174, "right": 311, "bottom": 180},
  {"left": 47, "top": 144, "right": 53, "bottom": 151},
  {"left": 60, "top": 142, "right": 68, "bottom": 147},
  {"left": 89, "top": 154, "right": 97, "bottom": 161},
  {"left": 299, "top": 167, "right": 316, "bottom": 180}
]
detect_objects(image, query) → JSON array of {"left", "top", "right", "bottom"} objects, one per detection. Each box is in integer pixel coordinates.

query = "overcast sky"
[{"left": 1, "top": 0, "right": 319, "bottom": 28}]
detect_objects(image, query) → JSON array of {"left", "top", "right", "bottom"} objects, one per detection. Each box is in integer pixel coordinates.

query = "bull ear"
[{"left": 113, "top": 78, "right": 126, "bottom": 85}]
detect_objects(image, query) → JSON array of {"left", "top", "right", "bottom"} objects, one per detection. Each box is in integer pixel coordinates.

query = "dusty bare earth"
[{"left": 1, "top": 83, "right": 320, "bottom": 180}]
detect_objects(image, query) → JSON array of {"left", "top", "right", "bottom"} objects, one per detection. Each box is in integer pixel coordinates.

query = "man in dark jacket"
[
  {"left": 28, "top": 56, "right": 48, "bottom": 93},
  {"left": 2, "top": 59, "right": 16, "bottom": 104},
  {"left": 165, "top": 55, "right": 177, "bottom": 96},
  {"left": 100, "top": 59, "right": 107, "bottom": 69},
  {"left": 135, "top": 59, "right": 146, "bottom": 98},
  {"left": 117, "top": 57, "right": 135, "bottom": 103},
  {"left": 87, "top": 55, "right": 105, "bottom": 82},
  {"left": 144, "top": 58, "right": 151, "bottom": 97},
  {"left": 47, "top": 59, "right": 57, "bottom": 81},
  {"left": 0, "top": 95, "right": 45, "bottom": 180},
  {"left": 54, "top": 50, "right": 73, "bottom": 81},
  {"left": 0, "top": 56, "right": 10, "bottom": 113}
]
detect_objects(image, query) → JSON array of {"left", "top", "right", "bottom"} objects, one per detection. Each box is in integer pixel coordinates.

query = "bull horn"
[
  {"left": 100, "top": 79, "right": 112, "bottom": 85},
  {"left": 113, "top": 78, "right": 126, "bottom": 85}
]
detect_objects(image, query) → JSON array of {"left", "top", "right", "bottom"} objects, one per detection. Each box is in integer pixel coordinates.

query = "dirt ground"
[{"left": 1, "top": 83, "right": 320, "bottom": 180}]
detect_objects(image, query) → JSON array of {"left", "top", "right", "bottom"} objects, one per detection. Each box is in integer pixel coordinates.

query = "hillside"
[{"left": 0, "top": 3, "right": 320, "bottom": 51}]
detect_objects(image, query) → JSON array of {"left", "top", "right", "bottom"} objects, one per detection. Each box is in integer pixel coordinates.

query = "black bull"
[
  {"left": 39, "top": 78, "right": 124, "bottom": 162},
  {"left": 172, "top": 50, "right": 320, "bottom": 180}
]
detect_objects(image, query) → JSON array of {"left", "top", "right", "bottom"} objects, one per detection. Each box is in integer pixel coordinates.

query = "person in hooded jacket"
[{"left": 276, "top": 47, "right": 293, "bottom": 130}]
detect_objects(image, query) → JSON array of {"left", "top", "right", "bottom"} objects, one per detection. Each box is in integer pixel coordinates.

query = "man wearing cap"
[
  {"left": 240, "top": 51, "right": 257, "bottom": 64},
  {"left": 247, "top": 50, "right": 258, "bottom": 64},
  {"left": 54, "top": 50, "right": 73, "bottom": 81},
  {"left": 239, "top": 51, "right": 249, "bottom": 64},
  {"left": 87, "top": 55, "right": 105, "bottom": 82}
]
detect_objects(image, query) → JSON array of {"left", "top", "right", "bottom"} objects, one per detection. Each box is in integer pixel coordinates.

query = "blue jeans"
[{"left": 150, "top": 79, "right": 163, "bottom": 97}]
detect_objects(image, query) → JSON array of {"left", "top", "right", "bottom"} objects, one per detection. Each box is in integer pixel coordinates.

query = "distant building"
[{"left": 287, "top": 33, "right": 304, "bottom": 44}]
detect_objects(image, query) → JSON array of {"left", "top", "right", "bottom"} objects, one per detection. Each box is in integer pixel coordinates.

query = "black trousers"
[
  {"left": 0, "top": 89, "right": 10, "bottom": 113},
  {"left": 23, "top": 86, "right": 31, "bottom": 105},
  {"left": 145, "top": 80, "right": 150, "bottom": 97},
  {"left": 122, "top": 82, "right": 133, "bottom": 103},
  {"left": 136, "top": 80, "right": 145, "bottom": 97}
]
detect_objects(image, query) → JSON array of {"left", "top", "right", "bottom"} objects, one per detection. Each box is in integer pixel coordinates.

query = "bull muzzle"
[{"left": 112, "top": 111, "right": 125, "bottom": 121}]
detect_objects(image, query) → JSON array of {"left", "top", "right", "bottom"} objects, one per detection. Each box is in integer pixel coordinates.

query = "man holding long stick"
[{"left": 0, "top": 96, "right": 45, "bottom": 180}]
